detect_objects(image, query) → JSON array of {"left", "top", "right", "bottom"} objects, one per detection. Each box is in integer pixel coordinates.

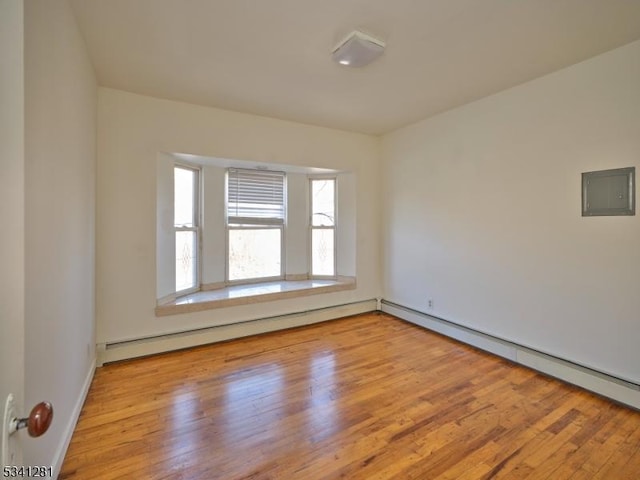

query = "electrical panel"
[{"left": 582, "top": 167, "right": 635, "bottom": 216}]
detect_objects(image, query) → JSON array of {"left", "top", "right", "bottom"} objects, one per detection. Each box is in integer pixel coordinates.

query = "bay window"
[{"left": 158, "top": 157, "right": 354, "bottom": 310}]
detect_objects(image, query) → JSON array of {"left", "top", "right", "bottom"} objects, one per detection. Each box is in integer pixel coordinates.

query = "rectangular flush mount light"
[{"left": 332, "top": 30, "right": 385, "bottom": 68}]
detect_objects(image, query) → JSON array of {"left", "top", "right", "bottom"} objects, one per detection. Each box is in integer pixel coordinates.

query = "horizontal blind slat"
[{"left": 227, "top": 168, "right": 285, "bottom": 224}]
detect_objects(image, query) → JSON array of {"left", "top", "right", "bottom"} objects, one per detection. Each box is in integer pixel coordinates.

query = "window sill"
[{"left": 155, "top": 276, "right": 356, "bottom": 317}]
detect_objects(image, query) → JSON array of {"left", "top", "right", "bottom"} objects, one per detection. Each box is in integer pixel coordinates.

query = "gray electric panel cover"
[{"left": 582, "top": 167, "right": 635, "bottom": 216}]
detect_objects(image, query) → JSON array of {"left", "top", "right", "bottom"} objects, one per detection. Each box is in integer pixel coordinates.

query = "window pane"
[
  {"left": 312, "top": 229, "right": 335, "bottom": 276},
  {"left": 229, "top": 229, "right": 281, "bottom": 281},
  {"left": 175, "top": 167, "right": 195, "bottom": 227},
  {"left": 311, "top": 179, "right": 335, "bottom": 226},
  {"left": 176, "top": 231, "right": 196, "bottom": 291}
]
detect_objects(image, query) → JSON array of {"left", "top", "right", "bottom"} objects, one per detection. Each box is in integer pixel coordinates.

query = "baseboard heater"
[
  {"left": 381, "top": 299, "right": 640, "bottom": 410},
  {"left": 98, "top": 299, "right": 377, "bottom": 365}
]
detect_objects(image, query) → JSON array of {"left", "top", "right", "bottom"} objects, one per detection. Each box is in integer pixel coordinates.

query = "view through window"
[
  {"left": 174, "top": 166, "right": 199, "bottom": 292},
  {"left": 311, "top": 178, "right": 336, "bottom": 276},
  {"left": 227, "top": 168, "right": 285, "bottom": 281}
]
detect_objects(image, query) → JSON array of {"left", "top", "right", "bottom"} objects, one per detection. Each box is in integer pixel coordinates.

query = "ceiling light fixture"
[{"left": 332, "top": 30, "right": 386, "bottom": 68}]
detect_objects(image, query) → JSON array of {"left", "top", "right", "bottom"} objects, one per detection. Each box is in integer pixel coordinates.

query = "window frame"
[
  {"left": 309, "top": 176, "right": 337, "bottom": 279},
  {"left": 174, "top": 163, "right": 201, "bottom": 296},
  {"left": 225, "top": 168, "right": 287, "bottom": 284}
]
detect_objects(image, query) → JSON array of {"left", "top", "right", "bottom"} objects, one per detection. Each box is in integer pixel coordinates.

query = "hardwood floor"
[{"left": 60, "top": 313, "right": 640, "bottom": 479}]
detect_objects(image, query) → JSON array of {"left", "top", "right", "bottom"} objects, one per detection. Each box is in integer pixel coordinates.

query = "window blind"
[{"left": 227, "top": 168, "right": 285, "bottom": 225}]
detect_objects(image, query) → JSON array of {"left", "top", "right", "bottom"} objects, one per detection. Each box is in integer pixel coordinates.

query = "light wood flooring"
[{"left": 60, "top": 313, "right": 640, "bottom": 479}]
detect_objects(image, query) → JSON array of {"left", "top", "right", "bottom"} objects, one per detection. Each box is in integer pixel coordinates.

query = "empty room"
[{"left": 1, "top": 0, "right": 640, "bottom": 478}]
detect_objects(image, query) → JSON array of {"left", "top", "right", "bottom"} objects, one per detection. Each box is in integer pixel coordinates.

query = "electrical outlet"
[{"left": 428, "top": 299, "right": 434, "bottom": 309}]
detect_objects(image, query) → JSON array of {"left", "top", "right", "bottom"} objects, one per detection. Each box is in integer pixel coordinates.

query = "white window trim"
[{"left": 309, "top": 176, "right": 337, "bottom": 279}]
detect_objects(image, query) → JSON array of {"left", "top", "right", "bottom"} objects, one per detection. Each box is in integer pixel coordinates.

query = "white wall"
[
  {"left": 201, "top": 165, "right": 227, "bottom": 285},
  {"left": 156, "top": 153, "right": 175, "bottom": 299},
  {"left": 98, "top": 88, "right": 381, "bottom": 344},
  {"left": 0, "top": 0, "right": 25, "bottom": 466},
  {"left": 284, "top": 173, "right": 309, "bottom": 277},
  {"left": 337, "top": 173, "right": 357, "bottom": 277},
  {"left": 382, "top": 40, "right": 640, "bottom": 384},
  {"left": 24, "top": 0, "right": 96, "bottom": 471}
]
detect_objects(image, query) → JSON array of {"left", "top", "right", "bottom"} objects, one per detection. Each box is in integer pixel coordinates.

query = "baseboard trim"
[
  {"left": 98, "top": 299, "right": 377, "bottom": 365},
  {"left": 50, "top": 358, "right": 95, "bottom": 479},
  {"left": 381, "top": 299, "right": 640, "bottom": 410}
]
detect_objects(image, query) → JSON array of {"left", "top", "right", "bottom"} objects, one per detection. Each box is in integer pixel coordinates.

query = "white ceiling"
[{"left": 69, "top": 0, "right": 640, "bottom": 135}]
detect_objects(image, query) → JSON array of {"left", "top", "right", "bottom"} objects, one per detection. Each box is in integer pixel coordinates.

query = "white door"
[{"left": 0, "top": 0, "right": 26, "bottom": 468}]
